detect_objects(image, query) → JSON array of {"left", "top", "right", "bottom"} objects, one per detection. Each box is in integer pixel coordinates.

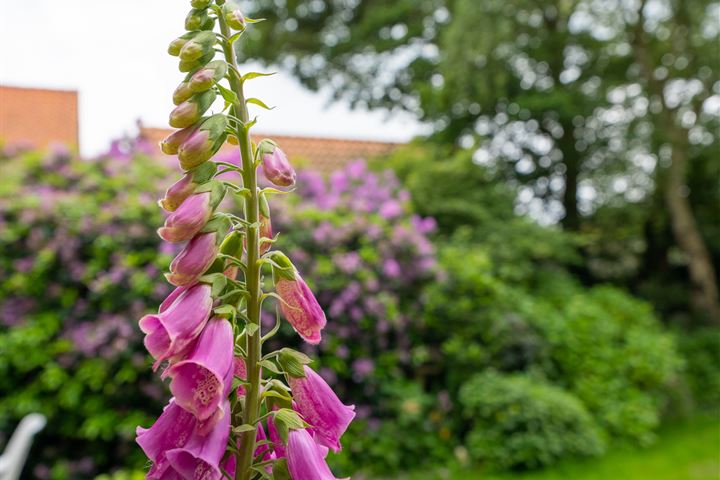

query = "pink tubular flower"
[
  {"left": 136, "top": 399, "right": 198, "bottom": 479},
  {"left": 287, "top": 429, "right": 349, "bottom": 480},
  {"left": 165, "top": 399, "right": 231, "bottom": 480},
  {"left": 260, "top": 141, "right": 296, "bottom": 187},
  {"left": 159, "top": 285, "right": 189, "bottom": 313},
  {"left": 139, "top": 283, "right": 213, "bottom": 370},
  {"left": 166, "top": 232, "right": 219, "bottom": 286},
  {"left": 159, "top": 174, "right": 195, "bottom": 212},
  {"left": 289, "top": 366, "right": 355, "bottom": 452},
  {"left": 275, "top": 273, "right": 326, "bottom": 344},
  {"left": 158, "top": 192, "right": 212, "bottom": 243},
  {"left": 168, "top": 317, "right": 234, "bottom": 422}
]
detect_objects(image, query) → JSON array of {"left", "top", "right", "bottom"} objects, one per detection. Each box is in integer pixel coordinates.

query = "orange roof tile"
[
  {"left": 140, "top": 127, "right": 401, "bottom": 175},
  {"left": 0, "top": 85, "right": 79, "bottom": 151}
]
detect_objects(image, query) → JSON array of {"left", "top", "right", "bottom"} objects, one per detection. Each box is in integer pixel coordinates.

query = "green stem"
[{"left": 217, "top": 17, "right": 262, "bottom": 480}]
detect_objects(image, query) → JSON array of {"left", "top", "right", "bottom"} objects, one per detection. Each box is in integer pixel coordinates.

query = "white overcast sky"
[{"left": 0, "top": 0, "right": 425, "bottom": 156}]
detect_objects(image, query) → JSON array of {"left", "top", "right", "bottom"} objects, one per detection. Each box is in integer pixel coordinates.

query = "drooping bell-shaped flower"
[
  {"left": 164, "top": 399, "right": 232, "bottom": 480},
  {"left": 166, "top": 232, "right": 219, "bottom": 287},
  {"left": 169, "top": 90, "right": 217, "bottom": 129},
  {"left": 168, "top": 317, "right": 234, "bottom": 422},
  {"left": 289, "top": 366, "right": 355, "bottom": 452},
  {"left": 158, "top": 192, "right": 212, "bottom": 243},
  {"left": 259, "top": 140, "right": 296, "bottom": 187},
  {"left": 159, "top": 285, "right": 189, "bottom": 314},
  {"left": 272, "top": 254, "right": 326, "bottom": 344},
  {"left": 178, "top": 115, "right": 228, "bottom": 170},
  {"left": 139, "top": 283, "right": 213, "bottom": 369},
  {"left": 136, "top": 399, "right": 198, "bottom": 479},
  {"left": 286, "top": 429, "right": 349, "bottom": 480}
]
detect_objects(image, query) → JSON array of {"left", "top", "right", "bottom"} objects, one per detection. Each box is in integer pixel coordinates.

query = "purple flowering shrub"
[
  {"left": 266, "top": 160, "right": 452, "bottom": 471},
  {"left": 0, "top": 142, "right": 174, "bottom": 477}
]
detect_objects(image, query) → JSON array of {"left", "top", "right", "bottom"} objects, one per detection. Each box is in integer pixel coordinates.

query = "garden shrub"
[
  {"left": 459, "top": 371, "right": 605, "bottom": 469},
  {"left": 423, "top": 239, "right": 683, "bottom": 448},
  {"left": 0, "top": 142, "right": 171, "bottom": 477},
  {"left": 676, "top": 327, "right": 720, "bottom": 408}
]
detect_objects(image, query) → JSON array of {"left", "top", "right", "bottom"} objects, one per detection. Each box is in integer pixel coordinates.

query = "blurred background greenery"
[{"left": 1, "top": 0, "right": 719, "bottom": 479}]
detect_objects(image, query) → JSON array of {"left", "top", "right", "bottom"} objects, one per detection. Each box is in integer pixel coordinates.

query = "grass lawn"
[{"left": 395, "top": 414, "right": 720, "bottom": 480}]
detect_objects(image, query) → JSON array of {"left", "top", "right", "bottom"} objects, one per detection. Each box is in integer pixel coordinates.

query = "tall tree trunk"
[
  {"left": 663, "top": 127, "right": 720, "bottom": 322},
  {"left": 559, "top": 120, "right": 580, "bottom": 231},
  {"left": 633, "top": 0, "right": 720, "bottom": 322}
]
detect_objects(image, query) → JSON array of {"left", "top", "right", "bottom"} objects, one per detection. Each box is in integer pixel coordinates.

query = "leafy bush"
[
  {"left": 0, "top": 142, "right": 170, "bottom": 477},
  {"left": 422, "top": 240, "right": 682, "bottom": 447},
  {"left": 677, "top": 328, "right": 720, "bottom": 408},
  {"left": 459, "top": 371, "right": 605, "bottom": 469}
]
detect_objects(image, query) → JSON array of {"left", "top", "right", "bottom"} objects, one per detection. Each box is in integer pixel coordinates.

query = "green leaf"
[
  {"left": 272, "top": 458, "right": 291, "bottom": 480},
  {"left": 244, "top": 17, "right": 266, "bottom": 24},
  {"left": 278, "top": 348, "right": 312, "bottom": 378},
  {"left": 233, "top": 424, "right": 256, "bottom": 434},
  {"left": 259, "top": 359, "right": 282, "bottom": 375},
  {"left": 246, "top": 98, "right": 274, "bottom": 110},
  {"left": 245, "top": 323, "right": 260, "bottom": 336},
  {"left": 242, "top": 71, "right": 276, "bottom": 82},
  {"left": 213, "top": 304, "right": 235, "bottom": 318},
  {"left": 272, "top": 408, "right": 305, "bottom": 444},
  {"left": 216, "top": 83, "right": 238, "bottom": 106},
  {"left": 211, "top": 275, "right": 228, "bottom": 297}
]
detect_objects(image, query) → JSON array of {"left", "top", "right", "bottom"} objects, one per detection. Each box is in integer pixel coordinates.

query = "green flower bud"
[
  {"left": 185, "top": 8, "right": 213, "bottom": 31},
  {"left": 168, "top": 32, "right": 198, "bottom": 56},
  {"left": 160, "top": 126, "right": 197, "bottom": 155},
  {"left": 190, "top": 0, "right": 212, "bottom": 8},
  {"left": 173, "top": 82, "right": 194, "bottom": 105},
  {"left": 179, "top": 51, "right": 215, "bottom": 73},
  {"left": 189, "top": 60, "right": 228, "bottom": 93},
  {"left": 178, "top": 31, "right": 216, "bottom": 62},
  {"left": 169, "top": 90, "right": 217, "bottom": 129},
  {"left": 177, "top": 114, "right": 228, "bottom": 170},
  {"left": 223, "top": 2, "right": 246, "bottom": 31}
]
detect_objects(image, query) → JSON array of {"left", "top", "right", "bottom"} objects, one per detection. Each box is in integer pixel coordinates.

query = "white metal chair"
[{"left": 0, "top": 414, "right": 47, "bottom": 480}]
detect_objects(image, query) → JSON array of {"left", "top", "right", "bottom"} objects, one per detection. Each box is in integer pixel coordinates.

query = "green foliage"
[
  {"left": 531, "top": 285, "right": 682, "bottom": 444},
  {"left": 423, "top": 239, "right": 682, "bottom": 446},
  {"left": 0, "top": 145, "right": 171, "bottom": 476},
  {"left": 676, "top": 328, "right": 720, "bottom": 408},
  {"left": 459, "top": 371, "right": 605, "bottom": 469}
]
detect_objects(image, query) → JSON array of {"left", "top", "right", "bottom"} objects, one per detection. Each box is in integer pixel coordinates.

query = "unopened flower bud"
[
  {"left": 173, "top": 82, "right": 194, "bottom": 106},
  {"left": 160, "top": 126, "right": 197, "bottom": 155},
  {"left": 190, "top": 0, "right": 212, "bottom": 8},
  {"left": 178, "top": 114, "right": 228, "bottom": 170},
  {"left": 259, "top": 140, "right": 296, "bottom": 187},
  {"left": 179, "top": 52, "right": 215, "bottom": 73},
  {"left": 189, "top": 61, "right": 228, "bottom": 93},
  {"left": 158, "top": 192, "right": 213, "bottom": 243},
  {"left": 223, "top": 2, "right": 247, "bottom": 31},
  {"left": 185, "top": 8, "right": 211, "bottom": 31},
  {"left": 167, "top": 232, "right": 220, "bottom": 286},
  {"left": 169, "top": 90, "right": 216, "bottom": 128},
  {"left": 179, "top": 31, "right": 216, "bottom": 62},
  {"left": 159, "top": 174, "right": 196, "bottom": 212},
  {"left": 168, "top": 32, "right": 197, "bottom": 56}
]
